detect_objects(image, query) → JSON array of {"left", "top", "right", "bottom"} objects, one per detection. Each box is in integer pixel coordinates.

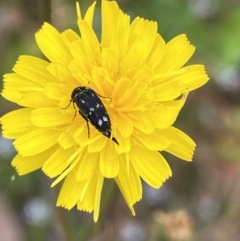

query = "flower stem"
[
  {"left": 99, "top": 179, "right": 118, "bottom": 222},
  {"left": 79, "top": 180, "right": 118, "bottom": 241}
]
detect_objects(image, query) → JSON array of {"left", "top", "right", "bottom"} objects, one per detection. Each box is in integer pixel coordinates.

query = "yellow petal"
[
  {"left": 121, "top": 38, "right": 146, "bottom": 73},
  {"left": 3, "top": 74, "right": 43, "bottom": 92},
  {"left": 83, "top": 1, "right": 96, "bottom": 27},
  {"left": 101, "top": 48, "right": 119, "bottom": 78},
  {"left": 1, "top": 87, "right": 21, "bottom": 103},
  {"left": 72, "top": 124, "right": 103, "bottom": 148},
  {"left": 76, "top": 152, "right": 98, "bottom": 181},
  {"left": 12, "top": 145, "right": 57, "bottom": 175},
  {"left": 178, "top": 65, "right": 209, "bottom": 91},
  {"left": 90, "top": 65, "right": 115, "bottom": 94},
  {"left": 130, "top": 145, "right": 172, "bottom": 188},
  {"left": 13, "top": 56, "right": 56, "bottom": 85},
  {"left": 133, "top": 130, "right": 171, "bottom": 151},
  {"left": 147, "top": 34, "right": 165, "bottom": 69},
  {"left": 103, "top": 3, "right": 130, "bottom": 63},
  {"left": 152, "top": 81, "right": 182, "bottom": 102},
  {"left": 77, "top": 170, "right": 104, "bottom": 222},
  {"left": 35, "top": 23, "right": 72, "bottom": 64},
  {"left": 77, "top": 20, "right": 100, "bottom": 57},
  {"left": 57, "top": 122, "right": 81, "bottom": 149},
  {"left": 46, "top": 62, "right": 72, "bottom": 82},
  {"left": 42, "top": 147, "right": 76, "bottom": 178},
  {"left": 100, "top": 145, "right": 119, "bottom": 178},
  {"left": 112, "top": 77, "right": 130, "bottom": 100},
  {"left": 13, "top": 128, "right": 61, "bottom": 156},
  {"left": 115, "top": 155, "right": 142, "bottom": 213},
  {"left": 1, "top": 108, "right": 36, "bottom": 139},
  {"left": 87, "top": 136, "right": 107, "bottom": 153},
  {"left": 61, "top": 29, "right": 81, "bottom": 47},
  {"left": 151, "top": 99, "right": 185, "bottom": 129},
  {"left": 76, "top": 2, "right": 82, "bottom": 20},
  {"left": 129, "top": 110, "right": 155, "bottom": 134},
  {"left": 121, "top": 18, "right": 157, "bottom": 74},
  {"left": 112, "top": 76, "right": 144, "bottom": 110},
  {"left": 101, "top": 0, "right": 122, "bottom": 48},
  {"left": 51, "top": 150, "right": 82, "bottom": 187},
  {"left": 93, "top": 173, "right": 104, "bottom": 222},
  {"left": 68, "top": 41, "right": 92, "bottom": 75},
  {"left": 31, "top": 107, "right": 72, "bottom": 127},
  {"left": 57, "top": 163, "right": 82, "bottom": 209},
  {"left": 109, "top": 9, "right": 130, "bottom": 62},
  {"left": 116, "top": 112, "right": 133, "bottom": 138},
  {"left": 159, "top": 126, "right": 196, "bottom": 161},
  {"left": 43, "top": 83, "right": 67, "bottom": 100},
  {"left": 18, "top": 92, "right": 55, "bottom": 108},
  {"left": 155, "top": 34, "right": 195, "bottom": 72},
  {"left": 131, "top": 67, "right": 153, "bottom": 85},
  {"left": 2, "top": 72, "right": 46, "bottom": 104}
]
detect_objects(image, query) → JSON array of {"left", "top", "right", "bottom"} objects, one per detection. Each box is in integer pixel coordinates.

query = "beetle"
[{"left": 67, "top": 86, "right": 119, "bottom": 145}]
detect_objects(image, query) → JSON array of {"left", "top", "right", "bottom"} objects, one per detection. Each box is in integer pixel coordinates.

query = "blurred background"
[{"left": 0, "top": 0, "right": 240, "bottom": 240}]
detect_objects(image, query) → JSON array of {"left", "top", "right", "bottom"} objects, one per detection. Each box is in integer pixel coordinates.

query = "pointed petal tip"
[{"left": 76, "top": 2, "right": 81, "bottom": 20}]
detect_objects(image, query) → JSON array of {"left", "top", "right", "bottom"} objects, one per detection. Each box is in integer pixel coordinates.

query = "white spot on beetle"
[
  {"left": 90, "top": 107, "right": 95, "bottom": 111},
  {"left": 98, "top": 119, "right": 103, "bottom": 126},
  {"left": 103, "top": 116, "right": 108, "bottom": 122},
  {"left": 81, "top": 100, "right": 85, "bottom": 103},
  {"left": 96, "top": 103, "right": 100, "bottom": 108}
]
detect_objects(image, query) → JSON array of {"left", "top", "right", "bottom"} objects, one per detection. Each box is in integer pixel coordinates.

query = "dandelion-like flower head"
[{"left": 1, "top": 1, "right": 209, "bottom": 221}]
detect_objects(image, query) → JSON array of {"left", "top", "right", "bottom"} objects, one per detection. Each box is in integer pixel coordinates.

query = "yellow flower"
[{"left": 1, "top": 1, "right": 209, "bottom": 222}]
